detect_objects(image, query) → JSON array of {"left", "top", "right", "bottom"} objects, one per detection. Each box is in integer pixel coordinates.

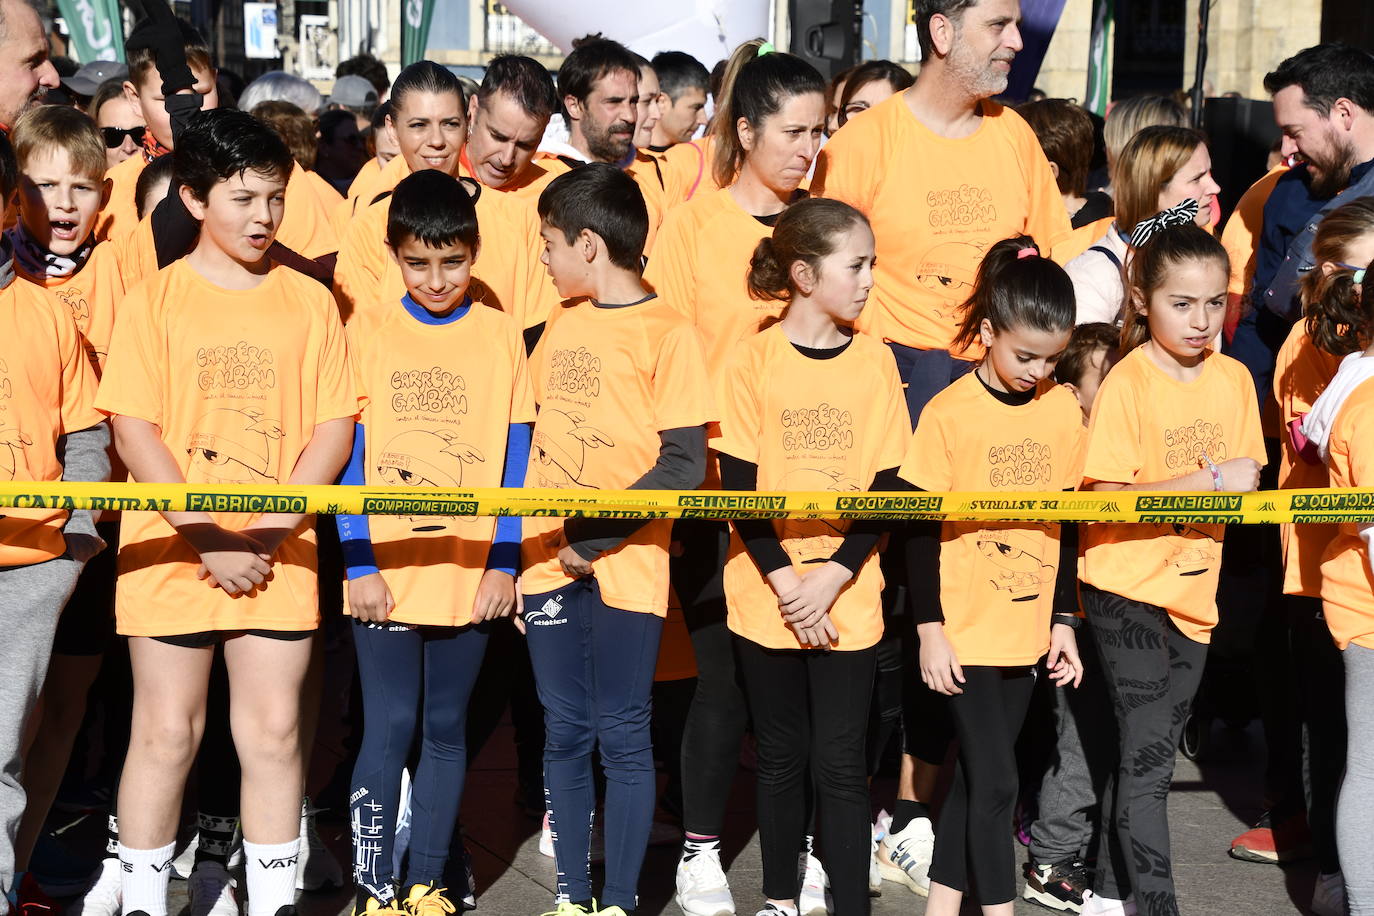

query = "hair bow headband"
[{"left": 1129, "top": 198, "right": 1200, "bottom": 249}]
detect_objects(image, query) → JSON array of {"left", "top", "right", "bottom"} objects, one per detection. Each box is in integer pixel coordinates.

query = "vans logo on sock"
[
  {"left": 524, "top": 596, "right": 567, "bottom": 627},
  {"left": 150, "top": 857, "right": 176, "bottom": 873},
  {"left": 257, "top": 855, "right": 300, "bottom": 869}
]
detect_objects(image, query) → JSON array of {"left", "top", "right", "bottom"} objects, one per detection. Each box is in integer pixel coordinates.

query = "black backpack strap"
[{"left": 1088, "top": 245, "right": 1122, "bottom": 270}]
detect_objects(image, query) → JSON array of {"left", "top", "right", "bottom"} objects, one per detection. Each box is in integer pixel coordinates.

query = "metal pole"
[{"left": 1190, "top": 0, "right": 1210, "bottom": 128}]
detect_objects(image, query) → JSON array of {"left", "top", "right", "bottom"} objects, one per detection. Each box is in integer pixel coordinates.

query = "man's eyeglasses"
[{"left": 101, "top": 126, "right": 146, "bottom": 148}]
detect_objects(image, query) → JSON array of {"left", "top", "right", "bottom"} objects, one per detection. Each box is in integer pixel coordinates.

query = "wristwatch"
[{"left": 1052, "top": 613, "right": 1081, "bottom": 630}]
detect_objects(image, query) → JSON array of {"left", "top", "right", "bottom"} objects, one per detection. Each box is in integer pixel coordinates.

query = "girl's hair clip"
[
  {"left": 757, "top": 41, "right": 776, "bottom": 57},
  {"left": 1357, "top": 268, "right": 1368, "bottom": 285},
  {"left": 1017, "top": 247, "right": 1039, "bottom": 260}
]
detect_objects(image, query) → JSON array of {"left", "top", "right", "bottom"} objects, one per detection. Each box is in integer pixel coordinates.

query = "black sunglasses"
[{"left": 101, "top": 125, "right": 146, "bottom": 148}]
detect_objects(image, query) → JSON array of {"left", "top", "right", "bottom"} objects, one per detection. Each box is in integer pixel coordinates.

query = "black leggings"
[
  {"left": 928, "top": 665, "right": 1036, "bottom": 905},
  {"left": 1084, "top": 584, "right": 1207, "bottom": 916},
  {"left": 672, "top": 522, "right": 747, "bottom": 838},
  {"left": 734, "top": 636, "right": 875, "bottom": 915}
]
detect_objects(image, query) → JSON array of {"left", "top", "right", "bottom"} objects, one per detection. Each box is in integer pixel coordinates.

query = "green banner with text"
[
  {"left": 402, "top": 0, "right": 436, "bottom": 66},
  {"left": 57, "top": 0, "right": 124, "bottom": 63}
]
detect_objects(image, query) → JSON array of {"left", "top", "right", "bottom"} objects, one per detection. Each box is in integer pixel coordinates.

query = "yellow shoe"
[
  {"left": 402, "top": 884, "right": 457, "bottom": 916},
  {"left": 353, "top": 896, "right": 406, "bottom": 916},
  {"left": 537, "top": 902, "right": 594, "bottom": 916}
]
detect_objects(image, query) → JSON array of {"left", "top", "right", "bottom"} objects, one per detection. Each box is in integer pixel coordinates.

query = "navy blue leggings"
[
  {"left": 523, "top": 578, "right": 663, "bottom": 910},
  {"left": 349, "top": 620, "right": 487, "bottom": 900}
]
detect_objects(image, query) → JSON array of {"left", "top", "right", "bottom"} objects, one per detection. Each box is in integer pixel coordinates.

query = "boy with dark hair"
[
  {"left": 340, "top": 165, "right": 534, "bottom": 916},
  {"left": 96, "top": 109, "right": 357, "bottom": 916},
  {"left": 649, "top": 51, "right": 709, "bottom": 150},
  {"left": 522, "top": 162, "right": 713, "bottom": 916},
  {"left": 0, "top": 125, "right": 109, "bottom": 916}
]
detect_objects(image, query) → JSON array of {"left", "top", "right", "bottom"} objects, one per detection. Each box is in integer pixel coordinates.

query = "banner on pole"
[{"left": 55, "top": 0, "right": 123, "bottom": 62}]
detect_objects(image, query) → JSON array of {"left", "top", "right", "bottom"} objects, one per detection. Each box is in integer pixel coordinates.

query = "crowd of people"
[{"left": 1, "top": 0, "right": 1373, "bottom": 915}]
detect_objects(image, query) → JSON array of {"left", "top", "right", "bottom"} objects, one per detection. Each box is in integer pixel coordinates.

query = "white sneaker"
[
  {"left": 753, "top": 905, "right": 797, "bottom": 916},
  {"left": 187, "top": 861, "right": 239, "bottom": 916},
  {"left": 539, "top": 811, "right": 555, "bottom": 858},
  {"left": 877, "top": 816, "right": 933, "bottom": 897},
  {"left": 797, "top": 852, "right": 829, "bottom": 916},
  {"left": 297, "top": 798, "right": 344, "bottom": 890},
  {"left": 1081, "top": 890, "right": 1137, "bottom": 916},
  {"left": 65, "top": 858, "right": 121, "bottom": 916},
  {"left": 1312, "top": 871, "right": 1346, "bottom": 916},
  {"left": 868, "top": 815, "right": 888, "bottom": 897},
  {"left": 675, "top": 848, "right": 735, "bottom": 916},
  {"left": 172, "top": 833, "right": 200, "bottom": 879},
  {"left": 458, "top": 846, "right": 477, "bottom": 911}
]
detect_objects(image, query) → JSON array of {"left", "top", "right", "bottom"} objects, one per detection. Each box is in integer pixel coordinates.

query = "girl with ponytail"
[{"left": 718, "top": 198, "right": 906, "bottom": 916}]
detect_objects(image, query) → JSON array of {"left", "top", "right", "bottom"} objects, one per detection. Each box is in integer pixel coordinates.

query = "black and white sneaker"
[{"left": 1022, "top": 860, "right": 1088, "bottom": 913}]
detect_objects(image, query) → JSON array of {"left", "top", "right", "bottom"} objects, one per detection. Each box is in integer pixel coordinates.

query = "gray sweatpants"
[
  {"left": 0, "top": 555, "right": 83, "bottom": 915},
  {"left": 1028, "top": 621, "right": 1118, "bottom": 867},
  {"left": 1339, "top": 642, "right": 1374, "bottom": 915}
]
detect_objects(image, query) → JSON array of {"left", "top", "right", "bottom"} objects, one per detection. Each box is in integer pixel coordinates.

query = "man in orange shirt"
[
  {"left": 540, "top": 38, "right": 640, "bottom": 171},
  {"left": 648, "top": 52, "right": 709, "bottom": 155},
  {"left": 811, "top": 0, "right": 1071, "bottom": 892}
]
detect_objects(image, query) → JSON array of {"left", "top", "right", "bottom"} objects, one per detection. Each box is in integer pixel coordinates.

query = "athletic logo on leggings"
[{"left": 525, "top": 596, "right": 567, "bottom": 627}]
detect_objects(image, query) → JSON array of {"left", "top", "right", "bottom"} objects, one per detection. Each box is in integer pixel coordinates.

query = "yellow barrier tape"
[{"left": 2, "top": 481, "right": 1373, "bottom": 524}]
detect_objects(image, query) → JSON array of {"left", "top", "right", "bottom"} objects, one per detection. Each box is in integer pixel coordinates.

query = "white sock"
[
  {"left": 118, "top": 841, "right": 176, "bottom": 916},
  {"left": 243, "top": 838, "right": 301, "bottom": 916}
]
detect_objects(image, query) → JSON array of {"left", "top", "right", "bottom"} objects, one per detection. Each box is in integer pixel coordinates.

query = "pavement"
[{"left": 49, "top": 716, "right": 1316, "bottom": 916}]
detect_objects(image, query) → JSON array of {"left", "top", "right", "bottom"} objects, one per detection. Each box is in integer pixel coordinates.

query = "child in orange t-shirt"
[
  {"left": 898, "top": 237, "right": 1085, "bottom": 915},
  {"left": 4, "top": 103, "right": 134, "bottom": 896},
  {"left": 1302, "top": 264, "right": 1374, "bottom": 909},
  {"left": 0, "top": 130, "right": 109, "bottom": 914},
  {"left": 95, "top": 111, "right": 357, "bottom": 916},
  {"left": 522, "top": 164, "right": 713, "bottom": 915},
  {"left": 336, "top": 169, "right": 535, "bottom": 915},
  {"left": 1079, "top": 225, "right": 1264, "bottom": 915},
  {"left": 98, "top": 15, "right": 219, "bottom": 244},
  {"left": 1282, "top": 199, "right": 1374, "bottom": 898},
  {"left": 714, "top": 198, "right": 907, "bottom": 916}
]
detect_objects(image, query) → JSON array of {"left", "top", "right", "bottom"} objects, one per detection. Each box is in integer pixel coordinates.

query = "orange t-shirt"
[
  {"left": 1320, "top": 374, "right": 1374, "bottom": 649},
  {"left": 1274, "top": 321, "right": 1341, "bottom": 597},
  {"left": 655, "top": 592, "right": 697, "bottom": 681},
  {"left": 899, "top": 373, "right": 1086, "bottom": 665},
  {"left": 277, "top": 163, "right": 341, "bottom": 261},
  {"left": 95, "top": 153, "right": 148, "bottom": 243},
  {"left": 333, "top": 186, "right": 553, "bottom": 330},
  {"left": 21, "top": 242, "right": 126, "bottom": 372},
  {"left": 1057, "top": 215, "right": 1115, "bottom": 266},
  {"left": 0, "top": 277, "right": 103, "bottom": 567},
  {"left": 95, "top": 261, "right": 360, "bottom": 636},
  {"left": 661, "top": 136, "right": 717, "bottom": 202},
  {"left": 644, "top": 187, "right": 783, "bottom": 379},
  {"left": 346, "top": 156, "right": 384, "bottom": 200},
  {"left": 336, "top": 154, "right": 410, "bottom": 233},
  {"left": 1079, "top": 346, "right": 1266, "bottom": 643},
  {"left": 715, "top": 326, "right": 908, "bottom": 651},
  {"left": 1221, "top": 165, "right": 1288, "bottom": 302},
  {"left": 521, "top": 295, "right": 714, "bottom": 614},
  {"left": 348, "top": 300, "right": 535, "bottom": 626},
  {"left": 812, "top": 94, "right": 1073, "bottom": 355}
]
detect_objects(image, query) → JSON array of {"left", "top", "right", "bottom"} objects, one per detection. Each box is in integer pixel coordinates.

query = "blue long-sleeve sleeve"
[
  {"left": 337, "top": 422, "right": 379, "bottom": 579},
  {"left": 487, "top": 422, "right": 531, "bottom": 575}
]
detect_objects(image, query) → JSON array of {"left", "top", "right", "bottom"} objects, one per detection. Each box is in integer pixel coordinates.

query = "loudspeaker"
[
  {"left": 788, "top": 0, "right": 863, "bottom": 81},
  {"left": 1202, "top": 96, "right": 1280, "bottom": 226}
]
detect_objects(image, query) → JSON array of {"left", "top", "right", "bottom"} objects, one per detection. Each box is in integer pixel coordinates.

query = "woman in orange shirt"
[
  {"left": 717, "top": 199, "right": 907, "bottom": 916},
  {"left": 898, "top": 237, "right": 1085, "bottom": 916},
  {"left": 644, "top": 41, "right": 829, "bottom": 916},
  {"left": 1079, "top": 225, "right": 1264, "bottom": 916}
]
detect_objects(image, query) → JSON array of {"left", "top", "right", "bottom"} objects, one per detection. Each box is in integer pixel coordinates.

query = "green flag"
[
  {"left": 1085, "top": 0, "right": 1112, "bottom": 116},
  {"left": 57, "top": 0, "right": 124, "bottom": 62},
  {"left": 402, "top": 0, "right": 436, "bottom": 66}
]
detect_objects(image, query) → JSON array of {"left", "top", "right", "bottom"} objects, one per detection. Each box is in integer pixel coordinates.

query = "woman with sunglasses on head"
[{"left": 91, "top": 78, "right": 147, "bottom": 168}]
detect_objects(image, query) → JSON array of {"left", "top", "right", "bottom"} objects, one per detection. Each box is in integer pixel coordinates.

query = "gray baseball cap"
[
  {"left": 62, "top": 60, "right": 129, "bottom": 97},
  {"left": 329, "top": 74, "right": 378, "bottom": 108}
]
